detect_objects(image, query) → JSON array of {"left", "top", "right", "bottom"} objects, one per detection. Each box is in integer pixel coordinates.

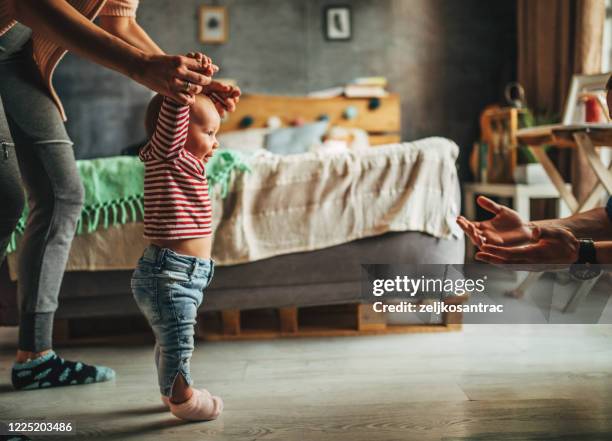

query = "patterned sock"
[{"left": 11, "top": 351, "right": 115, "bottom": 390}]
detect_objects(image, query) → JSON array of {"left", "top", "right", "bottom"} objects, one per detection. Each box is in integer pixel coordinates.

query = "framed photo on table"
[
  {"left": 563, "top": 72, "right": 612, "bottom": 124},
  {"left": 324, "top": 6, "right": 352, "bottom": 41},
  {"left": 199, "top": 6, "right": 228, "bottom": 44}
]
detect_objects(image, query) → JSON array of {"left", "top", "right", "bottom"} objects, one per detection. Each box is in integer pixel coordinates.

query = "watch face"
[{"left": 570, "top": 264, "right": 602, "bottom": 280}]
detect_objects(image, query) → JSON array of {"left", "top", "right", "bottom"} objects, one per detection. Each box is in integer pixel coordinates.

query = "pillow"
[
  {"left": 264, "top": 121, "right": 329, "bottom": 155},
  {"left": 346, "top": 127, "right": 370, "bottom": 150},
  {"left": 310, "top": 139, "right": 349, "bottom": 154},
  {"left": 326, "top": 126, "right": 370, "bottom": 150},
  {"left": 218, "top": 128, "right": 271, "bottom": 156}
]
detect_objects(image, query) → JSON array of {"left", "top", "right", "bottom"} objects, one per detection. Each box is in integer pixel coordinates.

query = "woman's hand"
[
  {"left": 204, "top": 81, "right": 241, "bottom": 117},
  {"left": 183, "top": 52, "right": 240, "bottom": 116},
  {"left": 133, "top": 54, "right": 217, "bottom": 105}
]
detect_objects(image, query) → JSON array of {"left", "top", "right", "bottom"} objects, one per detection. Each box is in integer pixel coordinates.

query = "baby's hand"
[{"left": 186, "top": 52, "right": 219, "bottom": 78}]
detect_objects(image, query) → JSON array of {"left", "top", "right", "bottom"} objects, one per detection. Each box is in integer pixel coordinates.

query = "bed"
[{"left": 0, "top": 94, "right": 465, "bottom": 337}]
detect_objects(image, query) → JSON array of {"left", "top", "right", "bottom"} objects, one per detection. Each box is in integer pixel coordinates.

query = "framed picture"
[
  {"left": 324, "top": 6, "right": 352, "bottom": 41},
  {"left": 199, "top": 6, "right": 228, "bottom": 44},
  {"left": 562, "top": 72, "right": 611, "bottom": 124}
]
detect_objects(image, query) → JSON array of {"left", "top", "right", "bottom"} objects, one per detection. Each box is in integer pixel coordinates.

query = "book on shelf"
[
  {"left": 308, "top": 77, "right": 389, "bottom": 99},
  {"left": 344, "top": 84, "right": 388, "bottom": 98},
  {"left": 351, "top": 76, "right": 388, "bottom": 87}
]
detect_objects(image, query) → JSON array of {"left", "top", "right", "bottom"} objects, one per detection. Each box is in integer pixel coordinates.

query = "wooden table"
[
  {"left": 517, "top": 124, "right": 612, "bottom": 214},
  {"left": 510, "top": 124, "right": 612, "bottom": 304}
]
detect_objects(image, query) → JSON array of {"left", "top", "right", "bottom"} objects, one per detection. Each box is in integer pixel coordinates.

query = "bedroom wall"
[{"left": 56, "top": 0, "right": 516, "bottom": 175}]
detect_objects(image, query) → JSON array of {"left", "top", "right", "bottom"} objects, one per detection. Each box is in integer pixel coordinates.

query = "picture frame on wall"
[
  {"left": 324, "top": 5, "right": 352, "bottom": 41},
  {"left": 199, "top": 6, "right": 228, "bottom": 44}
]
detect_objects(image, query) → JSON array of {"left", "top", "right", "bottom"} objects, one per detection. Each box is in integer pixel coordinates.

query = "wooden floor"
[{"left": 1, "top": 325, "right": 612, "bottom": 440}]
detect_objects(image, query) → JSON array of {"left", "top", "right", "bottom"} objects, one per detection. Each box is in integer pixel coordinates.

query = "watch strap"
[{"left": 576, "top": 239, "right": 597, "bottom": 264}]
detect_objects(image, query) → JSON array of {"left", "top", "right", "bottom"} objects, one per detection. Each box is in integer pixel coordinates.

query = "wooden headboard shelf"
[{"left": 219, "top": 94, "right": 401, "bottom": 145}]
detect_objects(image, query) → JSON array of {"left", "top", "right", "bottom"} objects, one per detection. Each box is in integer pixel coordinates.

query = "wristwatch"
[{"left": 569, "top": 239, "right": 602, "bottom": 280}]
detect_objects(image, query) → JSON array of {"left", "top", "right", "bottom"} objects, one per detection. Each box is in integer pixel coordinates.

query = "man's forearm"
[
  {"left": 13, "top": 0, "right": 145, "bottom": 78},
  {"left": 98, "top": 17, "right": 164, "bottom": 55},
  {"left": 595, "top": 241, "right": 612, "bottom": 263},
  {"left": 534, "top": 208, "right": 612, "bottom": 241}
]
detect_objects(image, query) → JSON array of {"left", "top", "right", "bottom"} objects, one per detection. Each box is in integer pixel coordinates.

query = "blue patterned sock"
[{"left": 11, "top": 351, "right": 115, "bottom": 390}]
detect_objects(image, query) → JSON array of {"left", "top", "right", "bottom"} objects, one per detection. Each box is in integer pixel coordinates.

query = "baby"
[{"left": 131, "top": 87, "right": 223, "bottom": 421}]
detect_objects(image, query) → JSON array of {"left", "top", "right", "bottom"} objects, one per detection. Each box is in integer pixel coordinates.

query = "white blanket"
[{"left": 7, "top": 137, "right": 461, "bottom": 278}]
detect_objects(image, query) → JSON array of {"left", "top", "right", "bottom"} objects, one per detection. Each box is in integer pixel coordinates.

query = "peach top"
[{"left": 0, "top": 0, "right": 139, "bottom": 120}]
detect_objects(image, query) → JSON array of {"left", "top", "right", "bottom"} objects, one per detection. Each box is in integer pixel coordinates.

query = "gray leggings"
[{"left": 0, "top": 24, "right": 84, "bottom": 352}]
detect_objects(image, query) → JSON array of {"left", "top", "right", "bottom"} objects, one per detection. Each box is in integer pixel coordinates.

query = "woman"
[{"left": 1, "top": 0, "right": 238, "bottom": 390}]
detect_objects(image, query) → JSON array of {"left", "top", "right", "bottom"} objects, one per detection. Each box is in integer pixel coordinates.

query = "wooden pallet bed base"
[
  {"left": 49, "top": 299, "right": 466, "bottom": 344},
  {"left": 196, "top": 300, "right": 465, "bottom": 342}
]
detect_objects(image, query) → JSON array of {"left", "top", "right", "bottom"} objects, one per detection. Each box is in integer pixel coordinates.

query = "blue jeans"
[{"left": 131, "top": 245, "right": 215, "bottom": 397}]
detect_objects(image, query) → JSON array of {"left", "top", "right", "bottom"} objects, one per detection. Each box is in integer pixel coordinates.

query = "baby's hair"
[{"left": 145, "top": 94, "right": 165, "bottom": 138}]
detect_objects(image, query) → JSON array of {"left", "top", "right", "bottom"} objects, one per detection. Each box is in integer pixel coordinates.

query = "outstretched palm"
[{"left": 456, "top": 196, "right": 535, "bottom": 249}]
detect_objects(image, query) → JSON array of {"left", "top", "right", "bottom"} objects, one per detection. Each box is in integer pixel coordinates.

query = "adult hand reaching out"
[
  {"left": 456, "top": 196, "right": 536, "bottom": 249},
  {"left": 475, "top": 225, "right": 579, "bottom": 271}
]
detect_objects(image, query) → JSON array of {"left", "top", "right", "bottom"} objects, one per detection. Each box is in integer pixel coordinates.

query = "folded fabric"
[{"left": 7, "top": 151, "right": 249, "bottom": 254}]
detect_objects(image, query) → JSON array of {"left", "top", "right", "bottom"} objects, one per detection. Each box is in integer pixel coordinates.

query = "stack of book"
[
  {"left": 343, "top": 77, "right": 388, "bottom": 98},
  {"left": 308, "top": 77, "right": 389, "bottom": 98}
]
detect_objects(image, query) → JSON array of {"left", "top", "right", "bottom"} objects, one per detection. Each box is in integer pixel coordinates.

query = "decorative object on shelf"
[
  {"left": 368, "top": 97, "right": 381, "bottom": 110},
  {"left": 199, "top": 6, "right": 228, "bottom": 44},
  {"left": 290, "top": 117, "right": 306, "bottom": 127},
  {"left": 477, "top": 105, "right": 519, "bottom": 184},
  {"left": 324, "top": 5, "right": 352, "bottom": 41},
  {"left": 471, "top": 104, "right": 559, "bottom": 184},
  {"left": 266, "top": 116, "right": 282, "bottom": 129},
  {"left": 239, "top": 116, "right": 254, "bottom": 128},
  {"left": 317, "top": 114, "right": 330, "bottom": 122},
  {"left": 504, "top": 82, "right": 527, "bottom": 109},
  {"left": 343, "top": 105, "right": 358, "bottom": 120}
]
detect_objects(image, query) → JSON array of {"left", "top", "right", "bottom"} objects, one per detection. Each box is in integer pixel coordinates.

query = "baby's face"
[{"left": 185, "top": 95, "right": 221, "bottom": 162}]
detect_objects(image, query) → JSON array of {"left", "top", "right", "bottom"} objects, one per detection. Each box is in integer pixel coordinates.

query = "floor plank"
[{"left": 1, "top": 325, "right": 612, "bottom": 440}]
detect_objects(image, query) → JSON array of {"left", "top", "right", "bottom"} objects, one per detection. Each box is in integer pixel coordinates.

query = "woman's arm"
[
  {"left": 11, "top": 0, "right": 211, "bottom": 104},
  {"left": 97, "top": 16, "right": 240, "bottom": 116},
  {"left": 97, "top": 16, "right": 164, "bottom": 55}
]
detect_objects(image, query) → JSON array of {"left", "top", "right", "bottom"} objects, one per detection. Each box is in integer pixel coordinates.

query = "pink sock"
[
  {"left": 161, "top": 395, "right": 170, "bottom": 408},
  {"left": 169, "top": 389, "right": 223, "bottom": 421}
]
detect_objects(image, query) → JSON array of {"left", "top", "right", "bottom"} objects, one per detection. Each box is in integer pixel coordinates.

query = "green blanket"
[{"left": 7, "top": 150, "right": 249, "bottom": 254}]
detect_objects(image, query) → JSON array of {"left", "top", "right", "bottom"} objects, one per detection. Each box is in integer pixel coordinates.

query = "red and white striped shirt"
[{"left": 139, "top": 98, "right": 212, "bottom": 239}]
